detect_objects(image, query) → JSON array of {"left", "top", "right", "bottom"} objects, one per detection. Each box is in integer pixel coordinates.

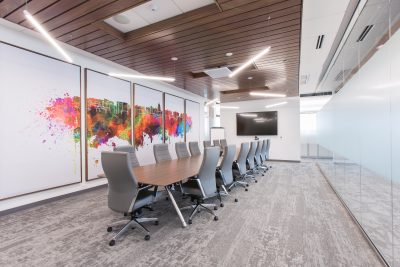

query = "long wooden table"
[
  {"left": 133, "top": 155, "right": 204, "bottom": 228},
  {"left": 99, "top": 151, "right": 238, "bottom": 227}
]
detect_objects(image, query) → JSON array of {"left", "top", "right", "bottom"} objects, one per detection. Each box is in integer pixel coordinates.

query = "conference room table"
[
  {"left": 99, "top": 149, "right": 239, "bottom": 228},
  {"left": 133, "top": 155, "right": 204, "bottom": 228}
]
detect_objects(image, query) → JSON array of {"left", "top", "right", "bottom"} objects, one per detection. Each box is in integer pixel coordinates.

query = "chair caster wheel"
[
  {"left": 214, "top": 216, "right": 219, "bottom": 221},
  {"left": 154, "top": 221, "right": 159, "bottom": 225},
  {"left": 228, "top": 189, "right": 231, "bottom": 192},
  {"left": 246, "top": 184, "right": 249, "bottom": 187},
  {"left": 261, "top": 174, "right": 264, "bottom": 176},
  {"left": 255, "top": 180, "right": 258, "bottom": 183},
  {"left": 214, "top": 206, "right": 218, "bottom": 211},
  {"left": 234, "top": 198, "right": 238, "bottom": 202},
  {"left": 109, "top": 240, "right": 115, "bottom": 246},
  {"left": 188, "top": 219, "right": 192, "bottom": 224},
  {"left": 245, "top": 188, "right": 248, "bottom": 191},
  {"left": 220, "top": 203, "right": 224, "bottom": 207},
  {"left": 144, "top": 235, "right": 150, "bottom": 241},
  {"left": 107, "top": 226, "right": 113, "bottom": 232}
]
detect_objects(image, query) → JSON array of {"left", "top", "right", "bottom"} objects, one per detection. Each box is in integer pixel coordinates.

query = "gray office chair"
[
  {"left": 189, "top": 141, "right": 201, "bottom": 156},
  {"left": 262, "top": 139, "right": 272, "bottom": 169},
  {"left": 216, "top": 145, "right": 238, "bottom": 206},
  {"left": 232, "top": 143, "right": 250, "bottom": 191},
  {"left": 260, "top": 140, "right": 270, "bottom": 170},
  {"left": 181, "top": 147, "right": 220, "bottom": 224},
  {"left": 175, "top": 142, "right": 190, "bottom": 159},
  {"left": 113, "top": 145, "right": 140, "bottom": 167},
  {"left": 246, "top": 141, "right": 258, "bottom": 182},
  {"left": 153, "top": 143, "right": 172, "bottom": 163},
  {"left": 255, "top": 140, "right": 267, "bottom": 175},
  {"left": 213, "top": 140, "right": 221, "bottom": 147},
  {"left": 220, "top": 139, "right": 228, "bottom": 148},
  {"left": 203, "top": 140, "right": 212, "bottom": 148},
  {"left": 102, "top": 151, "right": 159, "bottom": 245}
]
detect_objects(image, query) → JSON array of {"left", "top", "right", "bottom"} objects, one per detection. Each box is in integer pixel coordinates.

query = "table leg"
[{"left": 164, "top": 186, "right": 187, "bottom": 228}]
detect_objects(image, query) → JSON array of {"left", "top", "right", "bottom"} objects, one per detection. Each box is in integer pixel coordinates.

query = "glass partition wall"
[{"left": 316, "top": 0, "right": 400, "bottom": 265}]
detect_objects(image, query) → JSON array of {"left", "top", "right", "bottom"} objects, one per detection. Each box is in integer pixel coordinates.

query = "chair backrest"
[
  {"left": 189, "top": 141, "right": 201, "bottom": 156},
  {"left": 220, "top": 145, "right": 236, "bottom": 184},
  {"left": 203, "top": 140, "right": 212, "bottom": 148},
  {"left": 153, "top": 143, "right": 172, "bottom": 163},
  {"left": 261, "top": 139, "right": 267, "bottom": 162},
  {"left": 220, "top": 139, "right": 228, "bottom": 148},
  {"left": 175, "top": 142, "right": 190, "bottom": 159},
  {"left": 213, "top": 140, "right": 221, "bottom": 147},
  {"left": 265, "top": 139, "right": 271, "bottom": 160},
  {"left": 101, "top": 151, "right": 139, "bottom": 213},
  {"left": 255, "top": 140, "right": 263, "bottom": 165},
  {"left": 247, "top": 141, "right": 257, "bottom": 169},
  {"left": 113, "top": 145, "right": 140, "bottom": 168},
  {"left": 236, "top": 142, "right": 249, "bottom": 175},
  {"left": 197, "top": 147, "right": 220, "bottom": 197}
]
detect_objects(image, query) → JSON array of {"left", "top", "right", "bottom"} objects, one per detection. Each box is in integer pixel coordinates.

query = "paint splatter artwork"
[
  {"left": 134, "top": 104, "right": 163, "bottom": 148},
  {"left": 86, "top": 98, "right": 131, "bottom": 148},
  {"left": 164, "top": 109, "right": 192, "bottom": 142},
  {"left": 39, "top": 93, "right": 81, "bottom": 144},
  {"left": 185, "top": 114, "right": 193, "bottom": 134}
]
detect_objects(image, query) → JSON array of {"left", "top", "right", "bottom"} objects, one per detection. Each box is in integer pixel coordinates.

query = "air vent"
[
  {"left": 316, "top": 35, "right": 325, "bottom": 49},
  {"left": 357, "top": 25, "right": 373, "bottom": 42},
  {"left": 300, "top": 92, "right": 332, "bottom": 97},
  {"left": 300, "top": 74, "right": 310, "bottom": 85},
  {"left": 203, "top": 67, "right": 232, "bottom": 78},
  {"left": 334, "top": 69, "right": 351, "bottom": 82}
]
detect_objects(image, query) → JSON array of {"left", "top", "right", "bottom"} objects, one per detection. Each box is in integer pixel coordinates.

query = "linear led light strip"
[
  {"left": 229, "top": 46, "right": 271, "bottom": 78},
  {"left": 109, "top": 73, "right": 175, "bottom": 82},
  {"left": 249, "top": 92, "right": 286, "bottom": 97},
  {"left": 24, "top": 10, "right": 73, "bottom": 63},
  {"left": 265, "top": 101, "right": 288, "bottom": 108}
]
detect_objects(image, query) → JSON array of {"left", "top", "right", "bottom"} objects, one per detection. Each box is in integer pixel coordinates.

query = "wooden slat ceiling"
[{"left": 1, "top": 0, "right": 302, "bottom": 102}]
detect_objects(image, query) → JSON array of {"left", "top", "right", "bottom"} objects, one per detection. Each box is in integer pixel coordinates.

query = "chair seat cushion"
[
  {"left": 133, "top": 189, "right": 156, "bottom": 210},
  {"left": 182, "top": 178, "right": 203, "bottom": 196}
]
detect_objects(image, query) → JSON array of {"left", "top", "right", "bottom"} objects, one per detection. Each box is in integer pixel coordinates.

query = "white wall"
[
  {"left": 220, "top": 97, "right": 300, "bottom": 161},
  {"left": 0, "top": 19, "right": 206, "bottom": 212}
]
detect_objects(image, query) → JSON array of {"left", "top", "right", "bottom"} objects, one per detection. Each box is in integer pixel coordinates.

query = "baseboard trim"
[
  {"left": 0, "top": 184, "right": 107, "bottom": 216},
  {"left": 316, "top": 163, "right": 390, "bottom": 267},
  {"left": 268, "top": 159, "right": 301, "bottom": 163}
]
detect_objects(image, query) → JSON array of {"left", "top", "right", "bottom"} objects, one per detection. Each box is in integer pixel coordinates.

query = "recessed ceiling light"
[
  {"left": 226, "top": 52, "right": 233, "bottom": 57},
  {"left": 248, "top": 76, "right": 253, "bottom": 80},
  {"left": 171, "top": 57, "right": 178, "bottom": 61},
  {"left": 113, "top": 14, "right": 130, "bottom": 24}
]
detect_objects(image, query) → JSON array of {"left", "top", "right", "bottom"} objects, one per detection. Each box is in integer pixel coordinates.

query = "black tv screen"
[{"left": 236, "top": 111, "right": 278, "bottom": 136}]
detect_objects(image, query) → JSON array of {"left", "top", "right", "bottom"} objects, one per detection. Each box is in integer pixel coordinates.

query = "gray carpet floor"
[{"left": 0, "top": 162, "right": 383, "bottom": 267}]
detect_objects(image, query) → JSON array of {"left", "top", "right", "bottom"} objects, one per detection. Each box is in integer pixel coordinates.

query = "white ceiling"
[
  {"left": 104, "top": 0, "right": 215, "bottom": 33},
  {"left": 299, "top": 0, "right": 351, "bottom": 94}
]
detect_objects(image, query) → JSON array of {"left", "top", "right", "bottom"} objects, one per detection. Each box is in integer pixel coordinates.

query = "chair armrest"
[{"left": 138, "top": 184, "right": 154, "bottom": 191}]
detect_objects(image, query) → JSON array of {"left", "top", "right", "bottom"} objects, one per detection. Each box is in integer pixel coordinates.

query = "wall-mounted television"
[{"left": 236, "top": 111, "right": 278, "bottom": 136}]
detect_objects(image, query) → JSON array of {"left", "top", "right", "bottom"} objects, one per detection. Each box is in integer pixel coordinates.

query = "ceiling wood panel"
[
  {"left": 1, "top": 0, "right": 302, "bottom": 101},
  {"left": 88, "top": 0, "right": 299, "bottom": 56},
  {"left": 100, "top": 9, "right": 301, "bottom": 61},
  {"left": 4, "top": 0, "right": 59, "bottom": 24},
  {"left": 19, "top": 0, "right": 88, "bottom": 28}
]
